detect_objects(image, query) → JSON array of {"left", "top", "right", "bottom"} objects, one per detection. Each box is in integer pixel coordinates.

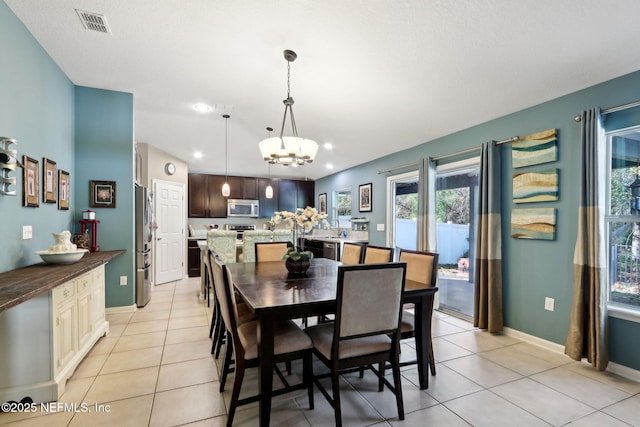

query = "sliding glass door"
[{"left": 435, "top": 159, "right": 479, "bottom": 319}]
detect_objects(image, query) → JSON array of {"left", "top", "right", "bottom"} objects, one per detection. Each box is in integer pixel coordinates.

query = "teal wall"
[
  {"left": 316, "top": 70, "right": 640, "bottom": 371},
  {"left": 0, "top": 4, "right": 136, "bottom": 308},
  {"left": 0, "top": 1, "right": 75, "bottom": 271},
  {"left": 75, "top": 87, "right": 135, "bottom": 308}
]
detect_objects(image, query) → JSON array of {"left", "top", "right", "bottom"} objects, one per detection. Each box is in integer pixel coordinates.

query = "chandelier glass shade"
[{"left": 259, "top": 50, "right": 318, "bottom": 166}]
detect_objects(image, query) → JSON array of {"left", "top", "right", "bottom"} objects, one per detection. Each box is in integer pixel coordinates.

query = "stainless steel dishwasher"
[{"left": 322, "top": 241, "right": 339, "bottom": 260}]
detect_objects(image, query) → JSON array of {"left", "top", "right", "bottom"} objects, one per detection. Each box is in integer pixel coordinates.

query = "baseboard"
[
  {"left": 105, "top": 304, "right": 137, "bottom": 314},
  {"left": 502, "top": 326, "right": 566, "bottom": 354},
  {"left": 502, "top": 326, "right": 640, "bottom": 382}
]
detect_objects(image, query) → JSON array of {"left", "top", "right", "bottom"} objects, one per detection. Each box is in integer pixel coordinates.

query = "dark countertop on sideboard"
[{"left": 0, "top": 250, "right": 125, "bottom": 313}]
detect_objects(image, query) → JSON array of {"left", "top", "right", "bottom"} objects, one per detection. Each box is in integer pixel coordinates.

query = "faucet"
[{"left": 332, "top": 217, "right": 341, "bottom": 237}]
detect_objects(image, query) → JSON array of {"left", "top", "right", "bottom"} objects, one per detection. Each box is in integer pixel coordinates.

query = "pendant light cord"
[{"left": 224, "top": 114, "right": 229, "bottom": 180}]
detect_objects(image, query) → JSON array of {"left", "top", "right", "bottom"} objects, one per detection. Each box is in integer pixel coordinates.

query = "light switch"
[
  {"left": 22, "top": 225, "right": 32, "bottom": 239},
  {"left": 376, "top": 224, "right": 385, "bottom": 231}
]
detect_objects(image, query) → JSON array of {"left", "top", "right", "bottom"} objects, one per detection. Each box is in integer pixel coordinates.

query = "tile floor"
[{"left": 2, "top": 276, "right": 640, "bottom": 426}]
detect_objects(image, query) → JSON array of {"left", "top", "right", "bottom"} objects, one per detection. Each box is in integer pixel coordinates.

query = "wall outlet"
[
  {"left": 22, "top": 225, "right": 32, "bottom": 239},
  {"left": 120, "top": 276, "right": 127, "bottom": 286},
  {"left": 544, "top": 297, "right": 554, "bottom": 311},
  {"left": 376, "top": 223, "right": 385, "bottom": 231}
]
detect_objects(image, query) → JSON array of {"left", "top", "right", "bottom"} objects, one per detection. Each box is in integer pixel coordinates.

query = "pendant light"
[
  {"left": 265, "top": 127, "right": 274, "bottom": 199},
  {"left": 222, "top": 114, "right": 231, "bottom": 197},
  {"left": 258, "top": 49, "right": 318, "bottom": 166}
]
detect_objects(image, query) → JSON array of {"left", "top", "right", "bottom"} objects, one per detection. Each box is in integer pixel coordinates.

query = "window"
[
  {"left": 607, "top": 126, "right": 640, "bottom": 315},
  {"left": 334, "top": 189, "right": 352, "bottom": 226}
]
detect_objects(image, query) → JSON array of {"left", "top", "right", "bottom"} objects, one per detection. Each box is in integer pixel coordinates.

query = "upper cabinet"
[
  {"left": 188, "top": 174, "right": 226, "bottom": 218},
  {"left": 188, "top": 174, "right": 314, "bottom": 218}
]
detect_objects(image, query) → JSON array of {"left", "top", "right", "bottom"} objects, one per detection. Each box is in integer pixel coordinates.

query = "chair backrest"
[
  {"left": 398, "top": 249, "right": 439, "bottom": 287},
  {"left": 341, "top": 242, "right": 365, "bottom": 264},
  {"left": 334, "top": 263, "right": 407, "bottom": 341},
  {"left": 272, "top": 229, "right": 293, "bottom": 243},
  {"left": 363, "top": 245, "right": 394, "bottom": 264},
  {"left": 255, "top": 242, "right": 289, "bottom": 262},
  {"left": 207, "top": 230, "right": 238, "bottom": 264},
  {"left": 242, "top": 230, "right": 273, "bottom": 263}
]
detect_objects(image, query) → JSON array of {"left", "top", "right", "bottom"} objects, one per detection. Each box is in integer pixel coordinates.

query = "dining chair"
[
  {"left": 255, "top": 241, "right": 289, "bottom": 262},
  {"left": 305, "top": 262, "right": 407, "bottom": 426},
  {"left": 207, "top": 230, "right": 238, "bottom": 264},
  {"left": 397, "top": 248, "right": 439, "bottom": 375},
  {"left": 206, "top": 249, "right": 255, "bottom": 356},
  {"left": 211, "top": 256, "right": 314, "bottom": 426},
  {"left": 241, "top": 230, "right": 272, "bottom": 262},
  {"left": 341, "top": 241, "right": 365, "bottom": 264},
  {"left": 272, "top": 229, "right": 293, "bottom": 243},
  {"left": 362, "top": 245, "right": 394, "bottom": 264}
]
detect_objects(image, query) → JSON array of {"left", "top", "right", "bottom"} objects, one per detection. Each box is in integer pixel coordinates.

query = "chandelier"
[{"left": 259, "top": 50, "right": 318, "bottom": 166}]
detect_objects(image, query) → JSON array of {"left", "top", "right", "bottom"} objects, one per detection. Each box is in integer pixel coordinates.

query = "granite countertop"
[
  {"left": 304, "top": 236, "right": 368, "bottom": 244},
  {"left": 0, "top": 250, "right": 125, "bottom": 313}
]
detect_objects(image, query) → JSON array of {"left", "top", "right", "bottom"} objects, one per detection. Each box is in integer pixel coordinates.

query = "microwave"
[{"left": 227, "top": 199, "right": 259, "bottom": 217}]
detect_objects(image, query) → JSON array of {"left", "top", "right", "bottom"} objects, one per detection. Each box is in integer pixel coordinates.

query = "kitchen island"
[{"left": 0, "top": 250, "right": 124, "bottom": 404}]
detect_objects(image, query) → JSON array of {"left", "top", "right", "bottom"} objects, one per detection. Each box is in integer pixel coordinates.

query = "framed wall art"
[
  {"left": 22, "top": 155, "right": 39, "bottom": 207},
  {"left": 318, "top": 193, "right": 327, "bottom": 214},
  {"left": 512, "top": 128, "right": 557, "bottom": 169},
  {"left": 43, "top": 157, "right": 57, "bottom": 203},
  {"left": 513, "top": 168, "right": 559, "bottom": 203},
  {"left": 58, "top": 170, "right": 70, "bottom": 210},
  {"left": 359, "top": 183, "right": 372, "bottom": 212},
  {"left": 511, "top": 207, "right": 556, "bottom": 240},
  {"left": 90, "top": 180, "right": 116, "bottom": 208}
]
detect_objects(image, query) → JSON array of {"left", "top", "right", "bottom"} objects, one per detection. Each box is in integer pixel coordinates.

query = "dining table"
[{"left": 226, "top": 257, "right": 438, "bottom": 427}]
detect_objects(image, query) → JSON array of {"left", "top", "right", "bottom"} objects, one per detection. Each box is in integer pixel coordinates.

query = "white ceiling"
[{"left": 6, "top": 0, "right": 640, "bottom": 180}]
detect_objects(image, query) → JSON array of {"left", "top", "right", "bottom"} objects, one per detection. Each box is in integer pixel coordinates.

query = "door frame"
[
  {"left": 153, "top": 179, "right": 186, "bottom": 285},
  {"left": 386, "top": 170, "right": 419, "bottom": 248}
]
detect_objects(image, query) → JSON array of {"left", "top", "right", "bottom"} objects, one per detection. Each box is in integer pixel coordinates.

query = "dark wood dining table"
[{"left": 226, "top": 257, "right": 438, "bottom": 427}]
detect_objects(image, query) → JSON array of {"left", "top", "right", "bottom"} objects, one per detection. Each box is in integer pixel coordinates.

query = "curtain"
[
  {"left": 418, "top": 158, "right": 437, "bottom": 252},
  {"left": 564, "top": 108, "right": 608, "bottom": 371},
  {"left": 474, "top": 142, "right": 503, "bottom": 332}
]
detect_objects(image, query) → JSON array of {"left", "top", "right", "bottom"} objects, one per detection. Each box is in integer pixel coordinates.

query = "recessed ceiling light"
[
  {"left": 326, "top": 163, "right": 334, "bottom": 169},
  {"left": 193, "top": 103, "right": 212, "bottom": 113},
  {"left": 193, "top": 151, "right": 203, "bottom": 159},
  {"left": 323, "top": 143, "right": 333, "bottom": 150}
]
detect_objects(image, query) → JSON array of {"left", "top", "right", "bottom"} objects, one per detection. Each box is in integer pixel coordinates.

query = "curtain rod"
[
  {"left": 574, "top": 99, "right": 640, "bottom": 122},
  {"left": 431, "top": 146, "right": 481, "bottom": 162},
  {"left": 377, "top": 161, "right": 420, "bottom": 174},
  {"left": 494, "top": 136, "right": 520, "bottom": 146}
]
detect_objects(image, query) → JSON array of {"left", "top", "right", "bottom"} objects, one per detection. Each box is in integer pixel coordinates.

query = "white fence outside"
[{"left": 394, "top": 219, "right": 469, "bottom": 264}]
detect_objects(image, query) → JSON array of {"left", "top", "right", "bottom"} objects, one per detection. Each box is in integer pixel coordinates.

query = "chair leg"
[
  {"left": 378, "top": 362, "right": 385, "bottom": 392},
  {"left": 220, "top": 331, "right": 233, "bottom": 392},
  {"left": 214, "top": 314, "right": 226, "bottom": 358},
  {"left": 429, "top": 339, "right": 436, "bottom": 375},
  {"left": 227, "top": 357, "right": 245, "bottom": 427},
  {"left": 208, "top": 300, "right": 216, "bottom": 338},
  {"left": 303, "top": 352, "right": 314, "bottom": 410},
  {"left": 331, "top": 367, "right": 342, "bottom": 427},
  {"left": 392, "top": 355, "right": 405, "bottom": 421}
]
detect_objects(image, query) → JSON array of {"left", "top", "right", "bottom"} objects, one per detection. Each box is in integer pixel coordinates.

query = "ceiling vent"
[{"left": 75, "top": 9, "right": 111, "bottom": 34}]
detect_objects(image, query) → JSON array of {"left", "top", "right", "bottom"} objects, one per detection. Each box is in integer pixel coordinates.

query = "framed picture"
[
  {"left": 359, "top": 183, "right": 372, "bottom": 212},
  {"left": 319, "top": 193, "right": 327, "bottom": 214},
  {"left": 43, "top": 158, "right": 57, "bottom": 203},
  {"left": 22, "top": 156, "right": 39, "bottom": 207},
  {"left": 90, "top": 180, "right": 116, "bottom": 208},
  {"left": 58, "top": 170, "right": 70, "bottom": 210}
]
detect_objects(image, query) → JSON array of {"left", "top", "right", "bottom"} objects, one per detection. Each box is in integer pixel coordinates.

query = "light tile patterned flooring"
[{"left": 2, "top": 276, "right": 640, "bottom": 426}]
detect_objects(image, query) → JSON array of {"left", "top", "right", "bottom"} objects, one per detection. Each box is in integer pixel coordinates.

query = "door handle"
[{"left": 156, "top": 237, "right": 162, "bottom": 241}]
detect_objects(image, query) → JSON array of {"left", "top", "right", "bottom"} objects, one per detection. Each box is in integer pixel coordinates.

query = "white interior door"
[{"left": 154, "top": 180, "right": 185, "bottom": 285}]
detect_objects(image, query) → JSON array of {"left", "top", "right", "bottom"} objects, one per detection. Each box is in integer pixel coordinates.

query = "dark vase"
[{"left": 285, "top": 258, "right": 310, "bottom": 275}]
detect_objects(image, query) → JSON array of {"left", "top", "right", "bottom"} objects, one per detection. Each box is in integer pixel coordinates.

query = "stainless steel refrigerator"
[{"left": 135, "top": 185, "right": 153, "bottom": 307}]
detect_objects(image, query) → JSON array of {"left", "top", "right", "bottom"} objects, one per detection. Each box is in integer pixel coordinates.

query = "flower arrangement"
[{"left": 272, "top": 207, "right": 330, "bottom": 261}]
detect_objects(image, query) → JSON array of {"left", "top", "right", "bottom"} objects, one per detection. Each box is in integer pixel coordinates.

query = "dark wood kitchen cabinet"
[
  {"left": 188, "top": 174, "right": 227, "bottom": 218},
  {"left": 258, "top": 178, "right": 278, "bottom": 218},
  {"left": 187, "top": 240, "right": 202, "bottom": 277},
  {"left": 277, "top": 179, "right": 315, "bottom": 212},
  {"left": 297, "top": 180, "right": 314, "bottom": 209},
  {"left": 228, "top": 176, "right": 257, "bottom": 200}
]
